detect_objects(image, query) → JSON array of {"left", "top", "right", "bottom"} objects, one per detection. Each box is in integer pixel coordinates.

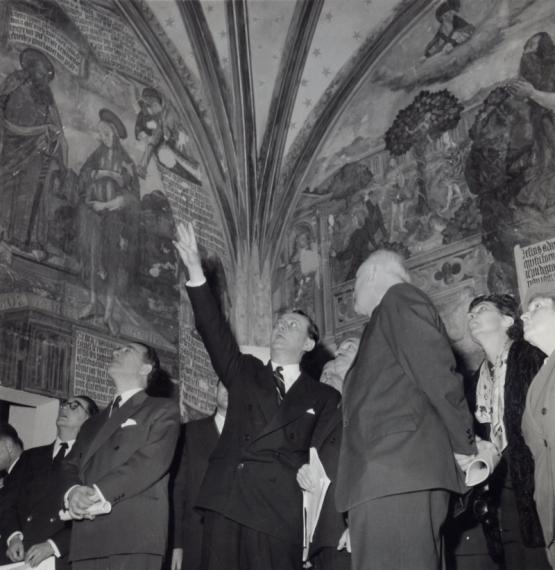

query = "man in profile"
[
  {"left": 64, "top": 342, "right": 180, "bottom": 570},
  {"left": 4, "top": 396, "right": 98, "bottom": 569},
  {"left": 174, "top": 222, "right": 340, "bottom": 570},
  {"left": 335, "top": 250, "right": 476, "bottom": 570}
]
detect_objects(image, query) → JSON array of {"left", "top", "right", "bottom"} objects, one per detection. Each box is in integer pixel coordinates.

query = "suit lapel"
[
  {"left": 80, "top": 391, "right": 148, "bottom": 467},
  {"left": 254, "top": 373, "right": 316, "bottom": 441}
]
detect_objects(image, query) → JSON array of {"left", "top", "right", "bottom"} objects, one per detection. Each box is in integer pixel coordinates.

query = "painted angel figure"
[
  {"left": 425, "top": 0, "right": 475, "bottom": 58},
  {"left": 135, "top": 87, "right": 201, "bottom": 185}
]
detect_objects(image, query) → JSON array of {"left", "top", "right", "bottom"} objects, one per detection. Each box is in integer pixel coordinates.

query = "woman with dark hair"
[{"left": 450, "top": 294, "right": 549, "bottom": 569}]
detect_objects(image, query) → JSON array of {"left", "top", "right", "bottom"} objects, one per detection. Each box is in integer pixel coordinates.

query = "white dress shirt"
[{"left": 270, "top": 362, "right": 301, "bottom": 393}]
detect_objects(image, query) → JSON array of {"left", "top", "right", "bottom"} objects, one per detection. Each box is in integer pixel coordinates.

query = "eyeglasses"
[{"left": 60, "top": 399, "right": 86, "bottom": 412}]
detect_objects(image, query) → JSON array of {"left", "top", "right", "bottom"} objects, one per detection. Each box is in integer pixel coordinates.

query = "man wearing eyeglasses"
[{"left": 4, "top": 396, "right": 99, "bottom": 569}]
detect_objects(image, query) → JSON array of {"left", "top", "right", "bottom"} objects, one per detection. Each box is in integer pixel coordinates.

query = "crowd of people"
[{"left": 1, "top": 221, "right": 555, "bottom": 570}]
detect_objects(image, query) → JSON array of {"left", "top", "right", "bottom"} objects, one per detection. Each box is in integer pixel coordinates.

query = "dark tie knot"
[
  {"left": 110, "top": 395, "right": 122, "bottom": 417},
  {"left": 52, "top": 442, "right": 69, "bottom": 466},
  {"left": 273, "top": 366, "right": 286, "bottom": 402}
]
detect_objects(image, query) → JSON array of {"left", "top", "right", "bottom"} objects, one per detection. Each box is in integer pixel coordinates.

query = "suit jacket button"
[
  {"left": 542, "top": 407, "right": 548, "bottom": 415},
  {"left": 26, "top": 515, "right": 32, "bottom": 522},
  {"left": 237, "top": 462, "right": 244, "bottom": 470},
  {"left": 50, "top": 517, "right": 56, "bottom": 523}
]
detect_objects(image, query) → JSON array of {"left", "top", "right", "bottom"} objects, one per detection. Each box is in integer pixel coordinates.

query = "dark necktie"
[
  {"left": 273, "top": 366, "right": 286, "bottom": 403},
  {"left": 110, "top": 395, "right": 122, "bottom": 417},
  {"left": 52, "top": 442, "right": 68, "bottom": 467}
]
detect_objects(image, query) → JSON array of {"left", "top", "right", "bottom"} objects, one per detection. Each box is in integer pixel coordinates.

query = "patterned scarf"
[{"left": 475, "top": 341, "right": 511, "bottom": 453}]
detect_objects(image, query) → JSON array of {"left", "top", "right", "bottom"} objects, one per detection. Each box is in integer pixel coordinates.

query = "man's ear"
[
  {"left": 303, "top": 337, "right": 316, "bottom": 353},
  {"left": 502, "top": 315, "right": 514, "bottom": 332},
  {"left": 140, "top": 363, "right": 153, "bottom": 378}
]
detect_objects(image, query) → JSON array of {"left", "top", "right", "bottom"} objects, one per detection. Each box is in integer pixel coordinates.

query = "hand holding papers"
[
  {"left": 454, "top": 436, "right": 502, "bottom": 487},
  {"left": 298, "top": 448, "right": 331, "bottom": 562},
  {"left": 60, "top": 484, "right": 111, "bottom": 521}
]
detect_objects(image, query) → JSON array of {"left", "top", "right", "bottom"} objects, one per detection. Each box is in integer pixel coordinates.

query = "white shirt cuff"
[
  {"left": 186, "top": 277, "right": 206, "bottom": 287},
  {"left": 47, "top": 539, "right": 60, "bottom": 558},
  {"left": 7, "top": 531, "right": 23, "bottom": 547}
]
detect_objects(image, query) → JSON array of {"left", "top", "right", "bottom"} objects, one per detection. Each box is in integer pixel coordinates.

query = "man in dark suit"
[
  {"left": 296, "top": 337, "right": 360, "bottom": 570},
  {"left": 4, "top": 396, "right": 98, "bottom": 569},
  {"left": 335, "top": 249, "right": 477, "bottom": 570},
  {"left": 0, "top": 423, "right": 24, "bottom": 552},
  {"left": 64, "top": 342, "right": 181, "bottom": 570},
  {"left": 170, "top": 381, "right": 228, "bottom": 570},
  {"left": 174, "top": 222, "right": 340, "bottom": 570}
]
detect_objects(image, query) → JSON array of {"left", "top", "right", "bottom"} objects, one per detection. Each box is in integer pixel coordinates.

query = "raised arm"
[{"left": 174, "top": 222, "right": 247, "bottom": 385}]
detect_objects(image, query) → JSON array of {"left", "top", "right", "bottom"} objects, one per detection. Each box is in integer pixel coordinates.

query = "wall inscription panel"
[{"left": 73, "top": 328, "right": 118, "bottom": 407}]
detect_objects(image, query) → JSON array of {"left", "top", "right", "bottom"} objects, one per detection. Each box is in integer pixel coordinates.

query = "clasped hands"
[{"left": 67, "top": 485, "right": 102, "bottom": 520}]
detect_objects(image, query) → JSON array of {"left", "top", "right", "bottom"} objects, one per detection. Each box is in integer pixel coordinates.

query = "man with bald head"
[{"left": 335, "top": 250, "right": 476, "bottom": 570}]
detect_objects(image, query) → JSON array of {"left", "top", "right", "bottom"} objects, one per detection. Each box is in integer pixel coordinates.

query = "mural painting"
[
  {"left": 276, "top": 0, "right": 555, "bottom": 360},
  {"left": 0, "top": 0, "right": 212, "bottom": 403}
]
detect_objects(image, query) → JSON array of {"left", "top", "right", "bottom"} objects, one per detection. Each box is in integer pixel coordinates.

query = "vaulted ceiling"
[{"left": 116, "top": 0, "right": 434, "bottom": 272}]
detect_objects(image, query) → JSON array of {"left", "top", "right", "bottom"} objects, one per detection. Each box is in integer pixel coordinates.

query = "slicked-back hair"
[
  {"left": 136, "top": 342, "right": 175, "bottom": 398},
  {"left": 291, "top": 309, "right": 320, "bottom": 346},
  {"left": 0, "top": 423, "right": 23, "bottom": 450},
  {"left": 74, "top": 395, "right": 100, "bottom": 417},
  {"left": 468, "top": 293, "right": 523, "bottom": 340}
]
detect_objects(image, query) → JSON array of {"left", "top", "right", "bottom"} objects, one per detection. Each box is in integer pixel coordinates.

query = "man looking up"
[
  {"left": 335, "top": 250, "right": 476, "bottom": 570},
  {"left": 64, "top": 342, "right": 180, "bottom": 570},
  {"left": 174, "top": 222, "right": 340, "bottom": 570},
  {"left": 5, "top": 396, "right": 98, "bottom": 569}
]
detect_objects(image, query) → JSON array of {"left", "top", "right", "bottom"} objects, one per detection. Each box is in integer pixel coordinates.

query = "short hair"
[
  {"left": 468, "top": 294, "right": 522, "bottom": 340},
  {"left": 291, "top": 309, "right": 320, "bottom": 345},
  {"left": 0, "top": 423, "right": 23, "bottom": 450},
  {"left": 364, "top": 249, "right": 411, "bottom": 283},
  {"left": 136, "top": 342, "right": 161, "bottom": 378},
  {"left": 136, "top": 342, "right": 175, "bottom": 398},
  {"left": 74, "top": 395, "right": 99, "bottom": 417}
]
